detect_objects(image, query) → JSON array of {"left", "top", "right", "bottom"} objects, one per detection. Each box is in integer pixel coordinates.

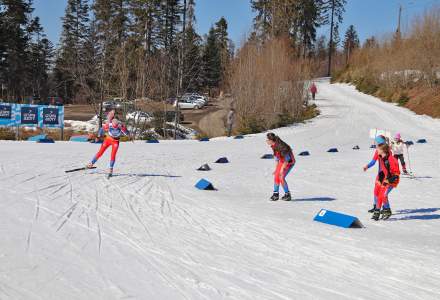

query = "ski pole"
[{"left": 405, "top": 143, "right": 413, "bottom": 174}]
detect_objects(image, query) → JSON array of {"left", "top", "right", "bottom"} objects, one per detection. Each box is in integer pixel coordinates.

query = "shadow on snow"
[
  {"left": 387, "top": 207, "right": 440, "bottom": 221},
  {"left": 100, "top": 173, "right": 181, "bottom": 178},
  {"left": 293, "top": 197, "right": 336, "bottom": 202}
]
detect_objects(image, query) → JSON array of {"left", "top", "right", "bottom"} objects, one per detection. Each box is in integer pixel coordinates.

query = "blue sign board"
[
  {"left": 21, "top": 106, "right": 39, "bottom": 125},
  {"left": 0, "top": 104, "right": 18, "bottom": 126},
  {"left": 42, "top": 107, "right": 59, "bottom": 126},
  {"left": 0, "top": 103, "right": 64, "bottom": 128},
  {"left": 0, "top": 105, "right": 12, "bottom": 119}
]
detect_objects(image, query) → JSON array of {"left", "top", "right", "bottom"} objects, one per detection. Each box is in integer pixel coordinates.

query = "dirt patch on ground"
[
  {"left": 405, "top": 86, "right": 440, "bottom": 117},
  {"left": 197, "top": 97, "right": 233, "bottom": 137},
  {"left": 64, "top": 105, "right": 96, "bottom": 121}
]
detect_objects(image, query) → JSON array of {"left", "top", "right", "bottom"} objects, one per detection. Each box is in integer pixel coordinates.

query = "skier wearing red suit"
[
  {"left": 87, "top": 110, "right": 129, "bottom": 176},
  {"left": 363, "top": 135, "right": 400, "bottom": 220},
  {"left": 266, "top": 133, "right": 296, "bottom": 201}
]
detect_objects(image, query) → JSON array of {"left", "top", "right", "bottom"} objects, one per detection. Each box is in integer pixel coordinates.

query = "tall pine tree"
[
  {"left": 54, "top": 0, "right": 90, "bottom": 103},
  {"left": 28, "top": 17, "right": 54, "bottom": 101},
  {"left": 0, "top": 0, "right": 34, "bottom": 101},
  {"left": 343, "top": 25, "right": 359, "bottom": 64},
  {"left": 214, "top": 17, "right": 232, "bottom": 84},
  {"left": 201, "top": 27, "right": 221, "bottom": 92},
  {"left": 319, "top": 0, "right": 346, "bottom": 75}
]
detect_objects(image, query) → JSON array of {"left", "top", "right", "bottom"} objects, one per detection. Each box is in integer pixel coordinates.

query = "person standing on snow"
[
  {"left": 363, "top": 136, "right": 400, "bottom": 220},
  {"left": 226, "top": 108, "right": 235, "bottom": 137},
  {"left": 310, "top": 82, "right": 317, "bottom": 100},
  {"left": 87, "top": 110, "right": 129, "bottom": 177},
  {"left": 391, "top": 133, "right": 408, "bottom": 175},
  {"left": 266, "top": 133, "right": 296, "bottom": 201}
]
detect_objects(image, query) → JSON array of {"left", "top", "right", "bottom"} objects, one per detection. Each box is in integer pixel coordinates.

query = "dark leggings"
[{"left": 394, "top": 154, "right": 406, "bottom": 168}]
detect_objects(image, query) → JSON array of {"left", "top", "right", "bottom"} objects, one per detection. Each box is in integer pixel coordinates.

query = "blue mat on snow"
[{"left": 28, "top": 134, "right": 47, "bottom": 142}]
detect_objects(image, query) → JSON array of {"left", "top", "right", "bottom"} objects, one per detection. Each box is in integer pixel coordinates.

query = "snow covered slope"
[{"left": 1, "top": 79, "right": 439, "bottom": 299}]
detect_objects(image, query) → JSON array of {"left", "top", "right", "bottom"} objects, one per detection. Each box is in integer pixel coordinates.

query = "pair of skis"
[{"left": 65, "top": 166, "right": 113, "bottom": 179}]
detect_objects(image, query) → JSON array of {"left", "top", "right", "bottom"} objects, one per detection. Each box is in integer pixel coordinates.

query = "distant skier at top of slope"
[
  {"left": 391, "top": 133, "right": 409, "bottom": 175},
  {"left": 86, "top": 110, "right": 129, "bottom": 176},
  {"left": 310, "top": 82, "right": 317, "bottom": 100},
  {"left": 266, "top": 133, "right": 296, "bottom": 201},
  {"left": 363, "top": 136, "right": 400, "bottom": 220}
]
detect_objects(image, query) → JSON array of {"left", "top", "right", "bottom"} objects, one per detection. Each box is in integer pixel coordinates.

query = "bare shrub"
[
  {"left": 229, "top": 37, "right": 310, "bottom": 134},
  {"left": 340, "top": 6, "right": 440, "bottom": 92}
]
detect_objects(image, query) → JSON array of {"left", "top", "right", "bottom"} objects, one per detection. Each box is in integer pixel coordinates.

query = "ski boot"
[
  {"left": 381, "top": 208, "right": 392, "bottom": 220},
  {"left": 403, "top": 169, "right": 409, "bottom": 175},
  {"left": 86, "top": 162, "right": 95, "bottom": 169},
  {"left": 270, "top": 193, "right": 279, "bottom": 201},
  {"left": 368, "top": 204, "right": 377, "bottom": 213},
  {"left": 371, "top": 209, "right": 381, "bottom": 221},
  {"left": 281, "top": 192, "right": 292, "bottom": 201},
  {"left": 107, "top": 168, "right": 113, "bottom": 179}
]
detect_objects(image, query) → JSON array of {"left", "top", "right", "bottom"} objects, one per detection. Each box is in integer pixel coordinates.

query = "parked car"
[
  {"left": 103, "top": 100, "right": 116, "bottom": 110},
  {"left": 183, "top": 93, "right": 207, "bottom": 102},
  {"left": 174, "top": 99, "right": 203, "bottom": 110},
  {"left": 126, "top": 111, "right": 153, "bottom": 123},
  {"left": 181, "top": 95, "right": 206, "bottom": 106}
]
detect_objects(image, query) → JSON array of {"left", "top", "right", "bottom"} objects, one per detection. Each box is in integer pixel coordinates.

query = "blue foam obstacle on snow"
[
  {"left": 146, "top": 139, "right": 159, "bottom": 143},
  {"left": 327, "top": 148, "right": 339, "bottom": 153},
  {"left": 199, "top": 137, "right": 210, "bottom": 142},
  {"left": 215, "top": 157, "right": 229, "bottom": 163},
  {"left": 234, "top": 135, "right": 244, "bottom": 139},
  {"left": 36, "top": 138, "right": 55, "bottom": 144},
  {"left": 405, "top": 141, "right": 414, "bottom": 146},
  {"left": 417, "top": 139, "right": 427, "bottom": 144},
  {"left": 299, "top": 151, "right": 310, "bottom": 156},
  {"left": 370, "top": 144, "right": 376, "bottom": 149},
  {"left": 195, "top": 179, "right": 215, "bottom": 190},
  {"left": 261, "top": 154, "right": 274, "bottom": 159},
  {"left": 314, "top": 209, "right": 363, "bottom": 228},
  {"left": 28, "top": 134, "right": 47, "bottom": 142},
  {"left": 353, "top": 145, "right": 360, "bottom": 150},
  {"left": 70, "top": 135, "right": 89, "bottom": 142}
]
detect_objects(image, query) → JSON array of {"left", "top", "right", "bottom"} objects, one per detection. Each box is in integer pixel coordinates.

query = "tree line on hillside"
[
  {"left": 0, "top": 0, "right": 233, "bottom": 104},
  {"left": 334, "top": 7, "right": 440, "bottom": 117},
  {"left": 249, "top": 0, "right": 358, "bottom": 74}
]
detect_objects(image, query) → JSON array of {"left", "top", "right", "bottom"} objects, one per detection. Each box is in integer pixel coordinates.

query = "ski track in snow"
[{"left": 1, "top": 79, "right": 440, "bottom": 299}]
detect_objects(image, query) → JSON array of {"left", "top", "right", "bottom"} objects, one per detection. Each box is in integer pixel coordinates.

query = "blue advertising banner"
[
  {"left": 0, "top": 104, "right": 18, "bottom": 126},
  {"left": 21, "top": 106, "right": 39, "bottom": 125},
  {"left": 39, "top": 106, "right": 64, "bottom": 128},
  {"left": 0, "top": 103, "right": 64, "bottom": 128},
  {"left": 0, "top": 105, "right": 12, "bottom": 119}
]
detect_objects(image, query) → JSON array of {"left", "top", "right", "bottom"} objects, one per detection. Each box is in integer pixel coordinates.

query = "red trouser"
[
  {"left": 374, "top": 181, "right": 393, "bottom": 209},
  {"left": 92, "top": 136, "right": 119, "bottom": 168},
  {"left": 274, "top": 162, "right": 294, "bottom": 185}
]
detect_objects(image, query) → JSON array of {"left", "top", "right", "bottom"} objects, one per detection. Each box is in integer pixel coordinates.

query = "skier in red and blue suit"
[
  {"left": 266, "top": 133, "right": 296, "bottom": 201},
  {"left": 363, "top": 135, "right": 400, "bottom": 220},
  {"left": 87, "top": 110, "right": 129, "bottom": 175}
]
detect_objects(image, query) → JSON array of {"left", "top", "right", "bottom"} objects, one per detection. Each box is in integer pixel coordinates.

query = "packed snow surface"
[{"left": 1, "top": 79, "right": 440, "bottom": 299}]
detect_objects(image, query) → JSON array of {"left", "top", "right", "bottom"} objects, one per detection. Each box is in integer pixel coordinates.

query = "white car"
[
  {"left": 190, "top": 98, "right": 206, "bottom": 106},
  {"left": 126, "top": 111, "right": 153, "bottom": 123},
  {"left": 182, "top": 95, "right": 206, "bottom": 106},
  {"left": 174, "top": 100, "right": 203, "bottom": 110}
]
